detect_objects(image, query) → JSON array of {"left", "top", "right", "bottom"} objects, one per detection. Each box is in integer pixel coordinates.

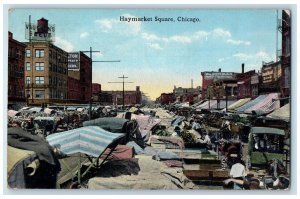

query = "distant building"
[
  {"left": 160, "top": 93, "right": 174, "bottom": 105},
  {"left": 201, "top": 68, "right": 239, "bottom": 100},
  {"left": 8, "top": 31, "right": 26, "bottom": 107},
  {"left": 173, "top": 86, "right": 201, "bottom": 103},
  {"left": 106, "top": 86, "right": 142, "bottom": 106},
  {"left": 92, "top": 83, "right": 102, "bottom": 102},
  {"left": 236, "top": 64, "right": 257, "bottom": 99},
  {"left": 98, "top": 92, "right": 113, "bottom": 105},
  {"left": 259, "top": 61, "right": 282, "bottom": 94}
]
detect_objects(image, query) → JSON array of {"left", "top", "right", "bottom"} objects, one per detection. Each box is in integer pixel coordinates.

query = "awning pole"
[{"left": 78, "top": 153, "right": 81, "bottom": 184}]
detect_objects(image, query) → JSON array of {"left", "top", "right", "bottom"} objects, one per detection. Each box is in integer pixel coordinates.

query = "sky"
[{"left": 8, "top": 9, "right": 281, "bottom": 100}]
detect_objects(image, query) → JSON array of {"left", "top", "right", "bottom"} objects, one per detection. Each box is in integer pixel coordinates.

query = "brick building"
[
  {"left": 279, "top": 10, "right": 291, "bottom": 97},
  {"left": 8, "top": 32, "right": 26, "bottom": 106},
  {"left": 92, "top": 83, "right": 101, "bottom": 102},
  {"left": 236, "top": 64, "right": 257, "bottom": 99},
  {"left": 259, "top": 61, "right": 282, "bottom": 94},
  {"left": 201, "top": 69, "right": 239, "bottom": 100},
  {"left": 160, "top": 93, "right": 175, "bottom": 105},
  {"left": 24, "top": 42, "right": 68, "bottom": 105},
  {"left": 67, "top": 52, "right": 92, "bottom": 103},
  {"left": 106, "top": 86, "right": 142, "bottom": 106}
]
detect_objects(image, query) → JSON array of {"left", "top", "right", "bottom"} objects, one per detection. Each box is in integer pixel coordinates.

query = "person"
[{"left": 199, "top": 131, "right": 211, "bottom": 144}]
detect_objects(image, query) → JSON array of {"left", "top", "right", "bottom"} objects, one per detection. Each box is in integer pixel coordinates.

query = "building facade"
[
  {"left": 92, "top": 83, "right": 102, "bottom": 102},
  {"left": 106, "top": 86, "right": 142, "bottom": 106},
  {"left": 68, "top": 52, "right": 92, "bottom": 103},
  {"left": 8, "top": 32, "right": 26, "bottom": 106},
  {"left": 24, "top": 42, "right": 68, "bottom": 105},
  {"left": 259, "top": 61, "right": 282, "bottom": 94},
  {"left": 201, "top": 69, "right": 239, "bottom": 100},
  {"left": 160, "top": 93, "right": 175, "bottom": 105},
  {"left": 236, "top": 66, "right": 256, "bottom": 99},
  {"left": 280, "top": 10, "right": 291, "bottom": 97}
]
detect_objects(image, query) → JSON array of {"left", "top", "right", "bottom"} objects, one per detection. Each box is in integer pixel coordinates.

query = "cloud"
[
  {"left": 141, "top": 32, "right": 161, "bottom": 41},
  {"left": 80, "top": 32, "right": 89, "bottom": 38},
  {"left": 148, "top": 43, "right": 163, "bottom": 50},
  {"left": 233, "top": 51, "right": 275, "bottom": 62},
  {"left": 55, "top": 37, "right": 74, "bottom": 52},
  {"left": 169, "top": 35, "right": 192, "bottom": 43},
  {"left": 95, "top": 19, "right": 113, "bottom": 32},
  {"left": 122, "top": 13, "right": 142, "bottom": 34},
  {"left": 255, "top": 51, "right": 274, "bottom": 61},
  {"left": 218, "top": 57, "right": 231, "bottom": 62},
  {"left": 95, "top": 13, "right": 141, "bottom": 35},
  {"left": 233, "top": 53, "right": 253, "bottom": 61},
  {"left": 227, "top": 39, "right": 251, "bottom": 46},
  {"left": 193, "top": 30, "right": 209, "bottom": 40},
  {"left": 212, "top": 28, "right": 232, "bottom": 38}
]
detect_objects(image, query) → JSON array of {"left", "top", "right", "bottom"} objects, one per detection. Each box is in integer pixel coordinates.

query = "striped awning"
[
  {"left": 244, "top": 93, "right": 280, "bottom": 114},
  {"left": 46, "top": 126, "right": 124, "bottom": 157}
]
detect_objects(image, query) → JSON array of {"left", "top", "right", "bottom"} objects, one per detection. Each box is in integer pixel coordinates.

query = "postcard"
[{"left": 6, "top": 8, "right": 291, "bottom": 191}]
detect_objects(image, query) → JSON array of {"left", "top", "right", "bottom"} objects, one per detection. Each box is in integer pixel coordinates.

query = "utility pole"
[
  {"left": 108, "top": 75, "right": 133, "bottom": 109},
  {"left": 78, "top": 48, "right": 120, "bottom": 120}
]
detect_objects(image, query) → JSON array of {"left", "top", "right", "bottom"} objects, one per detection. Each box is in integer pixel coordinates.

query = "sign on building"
[
  {"left": 25, "top": 23, "right": 55, "bottom": 42},
  {"left": 203, "top": 72, "right": 237, "bottom": 81},
  {"left": 68, "top": 52, "right": 80, "bottom": 71}
]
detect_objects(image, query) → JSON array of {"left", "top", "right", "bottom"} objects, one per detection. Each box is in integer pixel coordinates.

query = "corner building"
[{"left": 24, "top": 42, "right": 68, "bottom": 105}]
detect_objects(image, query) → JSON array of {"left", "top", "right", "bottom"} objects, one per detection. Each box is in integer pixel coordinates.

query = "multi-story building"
[
  {"left": 8, "top": 31, "right": 26, "bottom": 107},
  {"left": 279, "top": 10, "right": 291, "bottom": 98},
  {"left": 259, "top": 61, "right": 282, "bottom": 94},
  {"left": 67, "top": 76, "right": 81, "bottom": 103},
  {"left": 236, "top": 64, "right": 257, "bottom": 99},
  {"left": 67, "top": 52, "right": 92, "bottom": 103},
  {"left": 201, "top": 68, "right": 239, "bottom": 100},
  {"left": 24, "top": 42, "right": 68, "bottom": 105}
]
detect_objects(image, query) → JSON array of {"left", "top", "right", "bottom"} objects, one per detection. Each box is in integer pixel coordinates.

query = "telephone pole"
[{"left": 108, "top": 75, "right": 133, "bottom": 109}]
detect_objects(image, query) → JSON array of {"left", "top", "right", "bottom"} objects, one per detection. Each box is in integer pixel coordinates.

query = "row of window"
[
  {"left": 25, "top": 62, "right": 68, "bottom": 74},
  {"left": 26, "top": 76, "right": 44, "bottom": 85},
  {"left": 25, "top": 76, "right": 67, "bottom": 87},
  {"left": 26, "top": 49, "right": 67, "bottom": 62},
  {"left": 26, "top": 62, "right": 44, "bottom": 71},
  {"left": 26, "top": 49, "right": 44, "bottom": 58},
  {"left": 25, "top": 89, "right": 67, "bottom": 99}
]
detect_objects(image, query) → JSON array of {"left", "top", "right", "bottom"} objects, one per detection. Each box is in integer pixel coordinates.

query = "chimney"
[
  {"left": 218, "top": 68, "right": 221, "bottom": 72},
  {"left": 242, "top": 63, "right": 245, "bottom": 74},
  {"left": 8, "top": 31, "right": 13, "bottom": 39},
  {"left": 136, "top": 86, "right": 140, "bottom": 92}
]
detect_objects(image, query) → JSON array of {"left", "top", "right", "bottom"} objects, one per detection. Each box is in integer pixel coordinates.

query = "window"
[
  {"left": 26, "top": 62, "right": 30, "bottom": 71},
  {"left": 35, "top": 90, "right": 45, "bottom": 98},
  {"left": 26, "top": 89, "right": 30, "bottom": 98},
  {"left": 49, "top": 50, "right": 52, "bottom": 58},
  {"left": 35, "top": 76, "right": 44, "bottom": 84},
  {"left": 35, "top": 62, "right": 44, "bottom": 71},
  {"left": 26, "top": 76, "right": 31, "bottom": 85},
  {"left": 49, "top": 63, "right": 52, "bottom": 71},
  {"left": 26, "top": 49, "right": 31, "bottom": 58},
  {"left": 49, "top": 76, "right": 52, "bottom": 85},
  {"left": 35, "top": 49, "right": 44, "bottom": 58}
]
